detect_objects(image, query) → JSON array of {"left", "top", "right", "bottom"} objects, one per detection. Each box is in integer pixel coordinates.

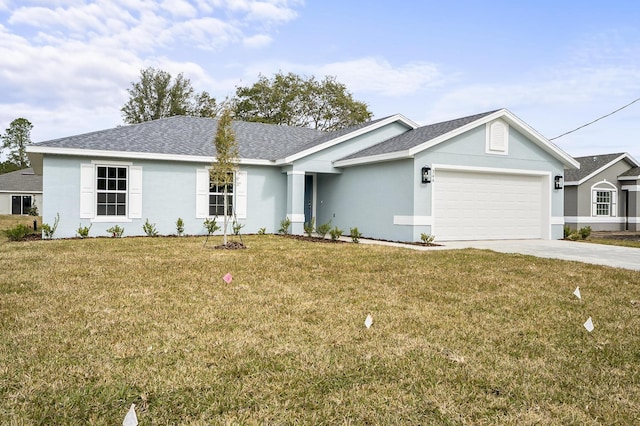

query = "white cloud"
[
  {"left": 243, "top": 33, "right": 272, "bottom": 48},
  {"left": 160, "top": 0, "right": 198, "bottom": 18}
]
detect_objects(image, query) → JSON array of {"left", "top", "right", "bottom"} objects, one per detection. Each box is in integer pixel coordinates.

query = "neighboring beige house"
[
  {"left": 0, "top": 168, "right": 42, "bottom": 215},
  {"left": 564, "top": 153, "right": 640, "bottom": 231}
]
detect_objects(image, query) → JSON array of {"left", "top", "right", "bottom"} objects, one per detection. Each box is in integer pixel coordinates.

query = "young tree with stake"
[{"left": 210, "top": 108, "right": 239, "bottom": 245}]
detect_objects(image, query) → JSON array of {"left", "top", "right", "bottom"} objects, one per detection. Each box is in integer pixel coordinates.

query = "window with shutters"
[
  {"left": 591, "top": 181, "right": 617, "bottom": 217},
  {"left": 80, "top": 162, "right": 142, "bottom": 221}
]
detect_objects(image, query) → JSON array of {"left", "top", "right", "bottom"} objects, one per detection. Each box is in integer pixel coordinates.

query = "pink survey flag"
[
  {"left": 123, "top": 403, "right": 138, "bottom": 426},
  {"left": 223, "top": 273, "right": 233, "bottom": 284}
]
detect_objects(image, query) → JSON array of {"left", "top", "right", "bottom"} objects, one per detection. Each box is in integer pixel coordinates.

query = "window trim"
[
  {"left": 590, "top": 180, "right": 617, "bottom": 217},
  {"left": 80, "top": 161, "right": 140, "bottom": 223},
  {"left": 11, "top": 194, "right": 32, "bottom": 215}
]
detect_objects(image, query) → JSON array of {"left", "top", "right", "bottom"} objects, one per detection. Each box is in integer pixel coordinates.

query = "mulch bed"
[{"left": 213, "top": 241, "right": 247, "bottom": 250}]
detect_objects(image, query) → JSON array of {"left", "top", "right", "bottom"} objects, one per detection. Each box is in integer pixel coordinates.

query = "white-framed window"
[
  {"left": 591, "top": 181, "right": 617, "bottom": 217},
  {"left": 209, "top": 172, "right": 234, "bottom": 216},
  {"left": 80, "top": 162, "right": 142, "bottom": 220},
  {"left": 196, "top": 168, "right": 247, "bottom": 219},
  {"left": 485, "top": 119, "right": 509, "bottom": 155},
  {"left": 11, "top": 195, "right": 32, "bottom": 215},
  {"left": 96, "top": 165, "right": 127, "bottom": 216}
]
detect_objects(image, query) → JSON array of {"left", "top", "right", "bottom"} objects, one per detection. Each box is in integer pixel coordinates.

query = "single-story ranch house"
[
  {"left": 0, "top": 168, "right": 42, "bottom": 215},
  {"left": 564, "top": 152, "right": 640, "bottom": 231},
  {"left": 26, "top": 109, "right": 579, "bottom": 241}
]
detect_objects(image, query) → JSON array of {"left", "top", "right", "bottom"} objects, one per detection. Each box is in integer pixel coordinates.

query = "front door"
[{"left": 304, "top": 174, "right": 313, "bottom": 225}]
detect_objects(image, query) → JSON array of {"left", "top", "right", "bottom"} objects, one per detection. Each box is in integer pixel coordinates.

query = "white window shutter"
[
  {"left": 235, "top": 170, "right": 247, "bottom": 219},
  {"left": 611, "top": 191, "right": 617, "bottom": 217},
  {"left": 80, "top": 164, "right": 95, "bottom": 218},
  {"left": 591, "top": 190, "right": 597, "bottom": 216},
  {"left": 129, "top": 166, "right": 143, "bottom": 219},
  {"left": 196, "top": 168, "right": 210, "bottom": 219}
]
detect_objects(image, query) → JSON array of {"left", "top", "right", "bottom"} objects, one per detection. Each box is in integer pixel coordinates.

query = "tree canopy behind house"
[
  {"left": 232, "top": 72, "right": 373, "bottom": 131},
  {"left": 1, "top": 117, "right": 33, "bottom": 171},
  {"left": 121, "top": 67, "right": 223, "bottom": 124}
]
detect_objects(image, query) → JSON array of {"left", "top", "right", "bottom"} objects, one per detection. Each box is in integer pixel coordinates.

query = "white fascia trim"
[
  {"left": 393, "top": 215, "right": 432, "bottom": 226},
  {"left": 564, "top": 216, "right": 627, "bottom": 224},
  {"left": 333, "top": 150, "right": 412, "bottom": 167},
  {"left": 622, "top": 185, "right": 640, "bottom": 191},
  {"left": 287, "top": 170, "right": 306, "bottom": 176},
  {"left": 433, "top": 163, "right": 551, "bottom": 177},
  {"left": 564, "top": 181, "right": 579, "bottom": 186},
  {"left": 619, "top": 175, "right": 640, "bottom": 181},
  {"left": 26, "top": 146, "right": 274, "bottom": 166},
  {"left": 0, "top": 190, "right": 42, "bottom": 194},
  {"left": 276, "top": 114, "right": 418, "bottom": 165},
  {"left": 574, "top": 153, "right": 639, "bottom": 185}
]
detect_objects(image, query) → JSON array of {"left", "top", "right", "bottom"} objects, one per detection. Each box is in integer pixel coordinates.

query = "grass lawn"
[{"left": 1, "top": 228, "right": 640, "bottom": 424}]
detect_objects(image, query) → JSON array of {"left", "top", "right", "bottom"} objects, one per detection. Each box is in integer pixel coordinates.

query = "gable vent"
[{"left": 486, "top": 120, "right": 509, "bottom": 155}]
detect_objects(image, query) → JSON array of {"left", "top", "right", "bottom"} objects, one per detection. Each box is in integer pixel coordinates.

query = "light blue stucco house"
[{"left": 26, "top": 109, "right": 579, "bottom": 241}]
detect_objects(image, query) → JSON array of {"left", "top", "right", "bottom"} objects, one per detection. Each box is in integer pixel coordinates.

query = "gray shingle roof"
[
  {"left": 564, "top": 153, "right": 627, "bottom": 182},
  {"left": 619, "top": 167, "right": 640, "bottom": 178},
  {"left": 338, "top": 110, "right": 499, "bottom": 160},
  {"left": 32, "top": 116, "right": 324, "bottom": 161},
  {"left": 0, "top": 168, "right": 42, "bottom": 192}
]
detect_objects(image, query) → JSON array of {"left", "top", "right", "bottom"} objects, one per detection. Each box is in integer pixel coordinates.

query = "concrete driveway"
[
  {"left": 437, "top": 239, "right": 640, "bottom": 271},
  {"left": 357, "top": 238, "right": 640, "bottom": 271}
]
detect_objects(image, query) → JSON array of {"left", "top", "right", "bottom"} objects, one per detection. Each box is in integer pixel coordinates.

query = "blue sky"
[{"left": 1, "top": 0, "right": 639, "bottom": 160}]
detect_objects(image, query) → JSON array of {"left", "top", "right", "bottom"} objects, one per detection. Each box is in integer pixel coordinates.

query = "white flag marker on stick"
[
  {"left": 573, "top": 286, "right": 581, "bottom": 299},
  {"left": 583, "top": 317, "right": 594, "bottom": 332},
  {"left": 123, "top": 403, "right": 138, "bottom": 426},
  {"left": 364, "top": 314, "right": 373, "bottom": 329}
]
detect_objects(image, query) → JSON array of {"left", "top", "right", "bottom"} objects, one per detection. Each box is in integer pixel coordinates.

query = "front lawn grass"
[{"left": 1, "top": 235, "right": 639, "bottom": 424}]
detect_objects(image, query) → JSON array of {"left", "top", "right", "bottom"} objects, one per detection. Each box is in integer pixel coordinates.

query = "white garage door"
[{"left": 433, "top": 170, "right": 546, "bottom": 241}]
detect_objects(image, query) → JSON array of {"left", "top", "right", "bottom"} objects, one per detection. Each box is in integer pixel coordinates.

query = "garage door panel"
[{"left": 433, "top": 170, "right": 545, "bottom": 241}]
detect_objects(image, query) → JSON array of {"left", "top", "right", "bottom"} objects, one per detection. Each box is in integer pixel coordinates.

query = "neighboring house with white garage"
[
  {"left": 564, "top": 153, "right": 640, "bottom": 231},
  {"left": 0, "top": 168, "right": 42, "bottom": 215},
  {"left": 26, "top": 108, "right": 578, "bottom": 241}
]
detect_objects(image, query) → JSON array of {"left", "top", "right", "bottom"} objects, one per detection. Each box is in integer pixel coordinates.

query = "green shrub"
[
  {"left": 106, "top": 225, "right": 124, "bottom": 238},
  {"left": 42, "top": 213, "right": 60, "bottom": 240},
  {"left": 567, "top": 231, "right": 580, "bottom": 241},
  {"left": 420, "top": 233, "right": 435, "bottom": 244},
  {"left": 258, "top": 227, "right": 266, "bottom": 235},
  {"left": 316, "top": 221, "right": 331, "bottom": 239},
  {"left": 3, "top": 224, "right": 32, "bottom": 241},
  {"left": 304, "top": 217, "right": 315, "bottom": 237},
  {"left": 329, "top": 226, "right": 343, "bottom": 241},
  {"left": 204, "top": 218, "right": 221, "bottom": 235},
  {"left": 28, "top": 204, "right": 38, "bottom": 216},
  {"left": 176, "top": 217, "right": 185, "bottom": 236},
  {"left": 278, "top": 217, "right": 291, "bottom": 235},
  {"left": 76, "top": 223, "right": 92, "bottom": 238},
  {"left": 350, "top": 227, "right": 362, "bottom": 243},
  {"left": 232, "top": 219, "right": 245, "bottom": 235},
  {"left": 564, "top": 225, "right": 572, "bottom": 239},
  {"left": 578, "top": 226, "right": 591, "bottom": 240},
  {"left": 143, "top": 218, "right": 158, "bottom": 237}
]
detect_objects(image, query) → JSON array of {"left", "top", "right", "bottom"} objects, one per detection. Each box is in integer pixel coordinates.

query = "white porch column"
[{"left": 286, "top": 171, "right": 306, "bottom": 235}]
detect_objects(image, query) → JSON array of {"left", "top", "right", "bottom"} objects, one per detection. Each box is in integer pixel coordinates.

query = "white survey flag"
[
  {"left": 123, "top": 403, "right": 138, "bottom": 426},
  {"left": 364, "top": 314, "right": 373, "bottom": 329},
  {"left": 573, "top": 286, "right": 581, "bottom": 299},
  {"left": 583, "top": 317, "right": 594, "bottom": 332}
]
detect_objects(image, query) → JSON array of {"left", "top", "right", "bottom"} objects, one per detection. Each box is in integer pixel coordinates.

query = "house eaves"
[
  {"left": 26, "top": 146, "right": 275, "bottom": 167},
  {"left": 275, "top": 114, "right": 419, "bottom": 165},
  {"left": 564, "top": 153, "right": 640, "bottom": 186},
  {"left": 334, "top": 109, "right": 580, "bottom": 169}
]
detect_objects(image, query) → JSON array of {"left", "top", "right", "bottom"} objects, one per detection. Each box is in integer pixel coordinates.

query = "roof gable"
[
  {"left": 565, "top": 153, "right": 640, "bottom": 185},
  {"left": 334, "top": 109, "right": 579, "bottom": 169}
]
